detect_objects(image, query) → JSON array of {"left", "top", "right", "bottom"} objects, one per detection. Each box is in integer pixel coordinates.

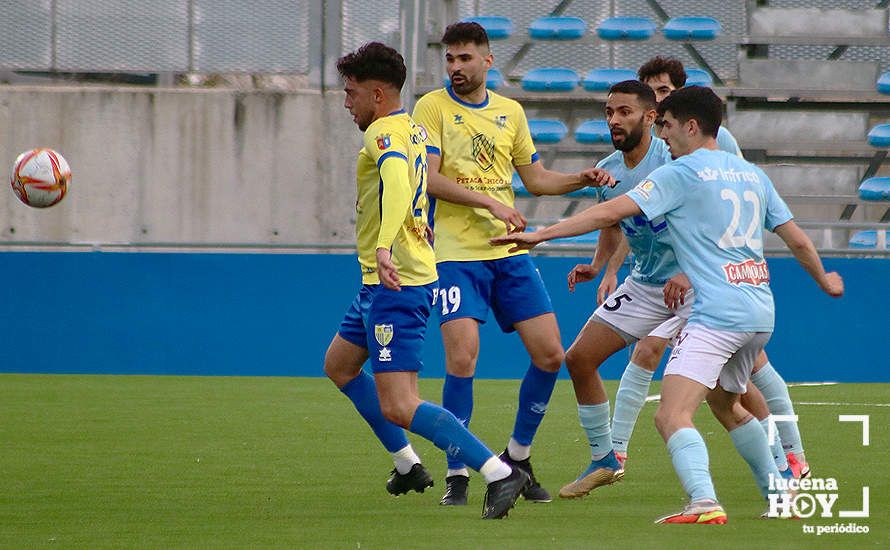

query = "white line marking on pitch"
[{"left": 795, "top": 401, "right": 890, "bottom": 408}]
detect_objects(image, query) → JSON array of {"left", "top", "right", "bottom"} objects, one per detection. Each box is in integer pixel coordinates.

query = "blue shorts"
[
  {"left": 337, "top": 282, "right": 437, "bottom": 373},
  {"left": 435, "top": 255, "right": 553, "bottom": 332}
]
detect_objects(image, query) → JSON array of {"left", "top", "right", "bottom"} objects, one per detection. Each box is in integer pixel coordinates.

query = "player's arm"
[
  {"left": 772, "top": 220, "right": 843, "bottom": 297},
  {"left": 426, "top": 153, "right": 527, "bottom": 232},
  {"left": 567, "top": 223, "right": 620, "bottom": 292},
  {"left": 516, "top": 160, "right": 615, "bottom": 196},
  {"left": 492, "top": 195, "right": 641, "bottom": 252},
  {"left": 597, "top": 230, "right": 630, "bottom": 304},
  {"left": 375, "top": 155, "right": 414, "bottom": 291}
]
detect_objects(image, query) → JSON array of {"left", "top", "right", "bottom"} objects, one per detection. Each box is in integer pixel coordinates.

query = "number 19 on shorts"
[{"left": 437, "top": 286, "right": 461, "bottom": 315}]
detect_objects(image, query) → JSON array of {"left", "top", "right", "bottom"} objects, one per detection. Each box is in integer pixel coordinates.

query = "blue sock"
[
  {"left": 759, "top": 417, "right": 789, "bottom": 472},
  {"left": 729, "top": 417, "right": 782, "bottom": 498},
  {"left": 512, "top": 364, "right": 558, "bottom": 445},
  {"left": 340, "top": 371, "right": 409, "bottom": 453},
  {"left": 578, "top": 402, "right": 612, "bottom": 459},
  {"left": 751, "top": 362, "right": 804, "bottom": 455},
  {"left": 442, "top": 374, "right": 474, "bottom": 469},
  {"left": 409, "top": 401, "right": 494, "bottom": 472},
  {"left": 667, "top": 428, "right": 717, "bottom": 503},
  {"left": 611, "top": 362, "right": 654, "bottom": 453}
]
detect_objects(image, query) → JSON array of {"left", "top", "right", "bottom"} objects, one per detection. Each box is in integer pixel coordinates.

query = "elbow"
[{"left": 523, "top": 180, "right": 545, "bottom": 196}]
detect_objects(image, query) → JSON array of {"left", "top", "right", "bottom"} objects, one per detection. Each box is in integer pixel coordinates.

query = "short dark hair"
[
  {"left": 638, "top": 56, "right": 686, "bottom": 88},
  {"left": 442, "top": 21, "right": 490, "bottom": 48},
  {"left": 657, "top": 86, "right": 722, "bottom": 138},
  {"left": 608, "top": 80, "right": 657, "bottom": 110},
  {"left": 336, "top": 42, "right": 406, "bottom": 91}
]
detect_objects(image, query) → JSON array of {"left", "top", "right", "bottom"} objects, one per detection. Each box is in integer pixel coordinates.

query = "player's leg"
[
  {"left": 739, "top": 382, "right": 791, "bottom": 477},
  {"left": 558, "top": 318, "right": 628, "bottom": 498},
  {"left": 490, "top": 255, "right": 563, "bottom": 502},
  {"left": 369, "top": 283, "right": 527, "bottom": 519},
  {"left": 750, "top": 350, "right": 809, "bottom": 477},
  {"left": 436, "top": 261, "right": 491, "bottom": 505},
  {"left": 653, "top": 372, "right": 726, "bottom": 524},
  {"left": 325, "top": 288, "right": 426, "bottom": 492},
  {"left": 611, "top": 333, "right": 670, "bottom": 466}
]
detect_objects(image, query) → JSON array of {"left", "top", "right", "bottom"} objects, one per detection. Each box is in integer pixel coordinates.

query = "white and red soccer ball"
[{"left": 10, "top": 148, "right": 71, "bottom": 208}]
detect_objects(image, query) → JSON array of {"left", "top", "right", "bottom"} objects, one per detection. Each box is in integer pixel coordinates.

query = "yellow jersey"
[
  {"left": 354, "top": 110, "right": 437, "bottom": 286},
  {"left": 413, "top": 87, "right": 538, "bottom": 262}
]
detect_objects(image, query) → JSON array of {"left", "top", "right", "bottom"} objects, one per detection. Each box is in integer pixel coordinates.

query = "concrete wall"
[{"left": 0, "top": 86, "right": 359, "bottom": 245}]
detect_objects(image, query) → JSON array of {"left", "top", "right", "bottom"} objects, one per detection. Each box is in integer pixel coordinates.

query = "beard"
[
  {"left": 450, "top": 73, "right": 484, "bottom": 96},
  {"left": 611, "top": 122, "right": 645, "bottom": 152}
]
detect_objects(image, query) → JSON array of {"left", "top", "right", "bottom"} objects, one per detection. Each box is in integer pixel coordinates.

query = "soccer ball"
[{"left": 10, "top": 148, "right": 71, "bottom": 208}]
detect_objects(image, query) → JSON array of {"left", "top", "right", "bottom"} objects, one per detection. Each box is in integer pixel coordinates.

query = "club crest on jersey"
[
  {"left": 634, "top": 179, "right": 655, "bottom": 200},
  {"left": 471, "top": 133, "right": 495, "bottom": 172},
  {"left": 376, "top": 134, "right": 391, "bottom": 150},
  {"left": 723, "top": 259, "right": 770, "bottom": 286},
  {"left": 374, "top": 324, "right": 394, "bottom": 362},
  {"left": 495, "top": 114, "right": 507, "bottom": 129}
]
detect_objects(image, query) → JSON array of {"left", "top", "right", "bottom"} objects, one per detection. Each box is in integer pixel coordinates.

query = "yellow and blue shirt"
[
  {"left": 413, "top": 87, "right": 538, "bottom": 261},
  {"left": 355, "top": 110, "right": 437, "bottom": 286}
]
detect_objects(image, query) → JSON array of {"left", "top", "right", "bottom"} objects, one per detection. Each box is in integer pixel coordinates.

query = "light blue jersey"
[
  {"left": 651, "top": 126, "right": 742, "bottom": 157},
  {"left": 597, "top": 137, "right": 675, "bottom": 285},
  {"left": 626, "top": 148, "right": 793, "bottom": 332}
]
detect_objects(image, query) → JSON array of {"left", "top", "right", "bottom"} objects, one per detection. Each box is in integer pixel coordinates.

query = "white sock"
[
  {"left": 392, "top": 444, "right": 421, "bottom": 475},
  {"left": 506, "top": 437, "right": 531, "bottom": 461},
  {"left": 447, "top": 468, "right": 470, "bottom": 478},
  {"left": 480, "top": 456, "right": 512, "bottom": 484}
]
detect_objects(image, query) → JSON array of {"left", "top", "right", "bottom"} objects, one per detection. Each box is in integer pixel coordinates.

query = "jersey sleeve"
[
  {"left": 761, "top": 172, "right": 794, "bottom": 231},
  {"left": 364, "top": 127, "right": 412, "bottom": 250},
  {"left": 511, "top": 106, "right": 539, "bottom": 167},
  {"left": 411, "top": 95, "right": 442, "bottom": 157},
  {"left": 625, "top": 164, "right": 685, "bottom": 220}
]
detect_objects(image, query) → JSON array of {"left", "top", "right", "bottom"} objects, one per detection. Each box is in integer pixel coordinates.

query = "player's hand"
[
  {"left": 597, "top": 272, "right": 618, "bottom": 305},
  {"left": 579, "top": 168, "right": 616, "bottom": 188},
  {"left": 663, "top": 272, "right": 692, "bottom": 309},
  {"left": 567, "top": 263, "right": 599, "bottom": 293},
  {"left": 376, "top": 247, "right": 401, "bottom": 291},
  {"left": 820, "top": 271, "right": 844, "bottom": 297},
  {"left": 489, "top": 231, "right": 542, "bottom": 253},
  {"left": 489, "top": 202, "right": 527, "bottom": 233}
]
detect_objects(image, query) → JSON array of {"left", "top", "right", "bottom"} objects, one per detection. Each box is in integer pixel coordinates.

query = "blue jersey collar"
[{"left": 446, "top": 85, "right": 490, "bottom": 108}]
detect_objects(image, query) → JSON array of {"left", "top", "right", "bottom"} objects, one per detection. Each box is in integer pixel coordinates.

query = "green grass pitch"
[{"left": 1, "top": 374, "right": 887, "bottom": 548}]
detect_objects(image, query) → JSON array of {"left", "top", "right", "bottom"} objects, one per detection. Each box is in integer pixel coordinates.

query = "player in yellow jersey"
[
  {"left": 412, "top": 22, "right": 614, "bottom": 506},
  {"left": 323, "top": 41, "right": 530, "bottom": 519}
]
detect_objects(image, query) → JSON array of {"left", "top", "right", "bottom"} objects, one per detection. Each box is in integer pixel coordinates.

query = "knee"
[
  {"left": 532, "top": 345, "right": 564, "bottom": 373},
  {"left": 565, "top": 345, "right": 592, "bottom": 374},
  {"left": 654, "top": 406, "right": 691, "bottom": 441},
  {"left": 631, "top": 340, "right": 665, "bottom": 371},
  {"left": 323, "top": 356, "right": 355, "bottom": 389},
  {"left": 378, "top": 398, "right": 411, "bottom": 428},
  {"left": 446, "top": 348, "right": 478, "bottom": 377}
]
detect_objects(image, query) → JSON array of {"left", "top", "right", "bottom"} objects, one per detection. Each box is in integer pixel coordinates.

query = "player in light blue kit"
[{"left": 492, "top": 86, "right": 843, "bottom": 523}]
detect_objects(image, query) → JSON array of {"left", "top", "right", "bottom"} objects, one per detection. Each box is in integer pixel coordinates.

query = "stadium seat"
[
  {"left": 528, "top": 16, "right": 587, "bottom": 40},
  {"left": 595, "top": 16, "right": 656, "bottom": 40},
  {"left": 662, "top": 16, "right": 721, "bottom": 40},
  {"left": 582, "top": 68, "right": 638, "bottom": 92},
  {"left": 867, "top": 124, "right": 890, "bottom": 147},
  {"left": 575, "top": 119, "right": 611, "bottom": 143},
  {"left": 442, "top": 68, "right": 505, "bottom": 90},
  {"left": 878, "top": 71, "right": 890, "bottom": 94},
  {"left": 462, "top": 16, "right": 513, "bottom": 39},
  {"left": 858, "top": 177, "right": 890, "bottom": 201},
  {"left": 848, "top": 230, "right": 890, "bottom": 249},
  {"left": 512, "top": 172, "right": 533, "bottom": 197},
  {"left": 521, "top": 68, "right": 579, "bottom": 92},
  {"left": 528, "top": 119, "right": 568, "bottom": 143},
  {"left": 685, "top": 68, "right": 714, "bottom": 87}
]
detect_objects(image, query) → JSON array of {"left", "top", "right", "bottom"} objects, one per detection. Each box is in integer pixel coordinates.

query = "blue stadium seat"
[
  {"left": 685, "top": 68, "right": 714, "bottom": 87},
  {"left": 462, "top": 16, "right": 513, "bottom": 39},
  {"left": 878, "top": 71, "right": 890, "bottom": 94},
  {"left": 528, "top": 119, "right": 568, "bottom": 143},
  {"left": 442, "top": 68, "right": 505, "bottom": 90},
  {"left": 849, "top": 230, "right": 890, "bottom": 249},
  {"left": 663, "top": 16, "right": 721, "bottom": 40},
  {"left": 868, "top": 124, "right": 890, "bottom": 147},
  {"left": 528, "top": 16, "right": 587, "bottom": 40},
  {"left": 858, "top": 177, "right": 890, "bottom": 201},
  {"left": 521, "top": 68, "right": 579, "bottom": 92},
  {"left": 550, "top": 231, "right": 600, "bottom": 246},
  {"left": 512, "top": 172, "right": 532, "bottom": 197},
  {"left": 575, "top": 120, "right": 611, "bottom": 143},
  {"left": 582, "top": 68, "right": 638, "bottom": 91},
  {"left": 595, "top": 16, "right": 656, "bottom": 40}
]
